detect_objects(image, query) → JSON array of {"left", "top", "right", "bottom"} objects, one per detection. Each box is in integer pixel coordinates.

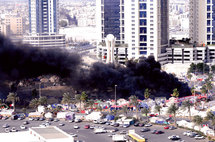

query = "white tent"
[
  {"left": 45, "top": 112, "right": 53, "bottom": 118},
  {"left": 57, "top": 112, "right": 68, "bottom": 119},
  {"left": 85, "top": 112, "right": 102, "bottom": 121},
  {"left": 29, "top": 112, "right": 42, "bottom": 118}
]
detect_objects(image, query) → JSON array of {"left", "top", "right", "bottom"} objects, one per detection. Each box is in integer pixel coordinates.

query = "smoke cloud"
[{"left": 0, "top": 35, "right": 191, "bottom": 99}]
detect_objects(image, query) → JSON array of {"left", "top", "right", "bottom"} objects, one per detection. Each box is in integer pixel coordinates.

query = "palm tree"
[
  {"left": 61, "top": 92, "right": 72, "bottom": 109},
  {"left": 87, "top": 99, "right": 94, "bottom": 109},
  {"left": 29, "top": 98, "right": 39, "bottom": 110},
  {"left": 193, "top": 115, "right": 203, "bottom": 130},
  {"left": 75, "top": 94, "right": 81, "bottom": 110},
  {"left": 187, "top": 73, "right": 192, "bottom": 80},
  {"left": 38, "top": 96, "right": 47, "bottom": 106},
  {"left": 201, "top": 85, "right": 207, "bottom": 94},
  {"left": 206, "top": 81, "right": 213, "bottom": 95},
  {"left": 80, "top": 91, "right": 88, "bottom": 110},
  {"left": 6, "top": 92, "right": 19, "bottom": 112},
  {"left": 129, "top": 95, "right": 139, "bottom": 119},
  {"left": 167, "top": 104, "right": 179, "bottom": 126},
  {"left": 154, "top": 104, "right": 162, "bottom": 116},
  {"left": 182, "top": 100, "right": 194, "bottom": 120},
  {"left": 141, "top": 108, "right": 150, "bottom": 122},
  {"left": 122, "top": 105, "right": 128, "bottom": 116},
  {"left": 191, "top": 87, "right": 195, "bottom": 95},
  {"left": 205, "top": 111, "right": 215, "bottom": 132},
  {"left": 172, "top": 88, "right": 179, "bottom": 98},
  {"left": 144, "top": 88, "right": 150, "bottom": 100}
]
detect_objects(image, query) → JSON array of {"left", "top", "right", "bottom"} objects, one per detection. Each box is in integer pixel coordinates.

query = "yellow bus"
[{"left": 128, "top": 130, "right": 146, "bottom": 142}]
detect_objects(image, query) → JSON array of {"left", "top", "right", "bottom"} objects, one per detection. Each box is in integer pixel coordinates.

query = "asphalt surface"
[{"left": 0, "top": 118, "right": 208, "bottom": 142}]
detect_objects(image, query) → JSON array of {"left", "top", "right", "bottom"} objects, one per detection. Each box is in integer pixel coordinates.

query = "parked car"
[
  {"left": 139, "top": 123, "right": 144, "bottom": 127},
  {"left": 48, "top": 118, "right": 54, "bottom": 121},
  {"left": 120, "top": 130, "right": 127, "bottom": 134},
  {"left": 151, "top": 130, "right": 157, "bottom": 134},
  {"left": 90, "top": 125, "right": 94, "bottom": 129},
  {"left": 23, "top": 121, "right": 29, "bottom": 125},
  {"left": 149, "top": 114, "right": 156, "bottom": 117},
  {"left": 145, "top": 123, "right": 152, "bottom": 127},
  {"left": 3, "top": 124, "right": 9, "bottom": 128},
  {"left": 164, "top": 126, "right": 169, "bottom": 129},
  {"left": 155, "top": 130, "right": 164, "bottom": 134},
  {"left": 123, "top": 124, "right": 130, "bottom": 128},
  {"left": 75, "top": 119, "right": 81, "bottom": 123},
  {"left": 168, "top": 135, "right": 180, "bottom": 140},
  {"left": 69, "top": 119, "right": 74, "bottom": 123},
  {"left": 108, "top": 133, "right": 115, "bottom": 137},
  {"left": 59, "top": 123, "right": 65, "bottom": 126},
  {"left": 70, "top": 133, "right": 78, "bottom": 137},
  {"left": 195, "top": 135, "right": 204, "bottom": 140},
  {"left": 106, "top": 121, "right": 111, "bottom": 125},
  {"left": 34, "top": 117, "right": 40, "bottom": 121},
  {"left": 39, "top": 117, "right": 45, "bottom": 121},
  {"left": 2, "top": 116, "right": 8, "bottom": 120},
  {"left": 140, "top": 128, "right": 150, "bottom": 132},
  {"left": 5, "top": 128, "right": 10, "bottom": 133},
  {"left": 54, "top": 118, "right": 59, "bottom": 122},
  {"left": 20, "top": 125, "right": 26, "bottom": 130},
  {"left": 11, "top": 127, "right": 17, "bottom": 132},
  {"left": 29, "top": 117, "right": 34, "bottom": 121},
  {"left": 84, "top": 125, "right": 90, "bottom": 129},
  {"left": 113, "top": 123, "right": 119, "bottom": 127},
  {"left": 18, "top": 117, "right": 24, "bottom": 120},
  {"left": 134, "top": 122, "right": 139, "bottom": 127},
  {"left": 93, "top": 120, "right": 99, "bottom": 124},
  {"left": 74, "top": 125, "right": 79, "bottom": 129},
  {"left": 169, "top": 126, "right": 177, "bottom": 130}
]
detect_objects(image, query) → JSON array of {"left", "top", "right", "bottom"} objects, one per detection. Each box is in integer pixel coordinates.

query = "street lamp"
[{"left": 115, "top": 85, "right": 117, "bottom": 110}]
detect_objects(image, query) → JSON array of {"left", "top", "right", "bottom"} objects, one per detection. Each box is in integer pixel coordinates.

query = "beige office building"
[{"left": 5, "top": 16, "right": 24, "bottom": 36}]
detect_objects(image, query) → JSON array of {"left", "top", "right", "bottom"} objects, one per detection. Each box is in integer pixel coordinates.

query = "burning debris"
[{"left": 0, "top": 35, "right": 191, "bottom": 99}]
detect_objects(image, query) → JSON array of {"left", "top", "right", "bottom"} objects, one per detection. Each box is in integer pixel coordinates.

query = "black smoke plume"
[{"left": 0, "top": 34, "right": 191, "bottom": 99}]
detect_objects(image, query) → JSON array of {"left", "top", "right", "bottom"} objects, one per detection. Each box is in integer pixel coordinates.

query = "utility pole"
[
  {"left": 39, "top": 82, "right": 41, "bottom": 98},
  {"left": 115, "top": 85, "right": 117, "bottom": 110}
]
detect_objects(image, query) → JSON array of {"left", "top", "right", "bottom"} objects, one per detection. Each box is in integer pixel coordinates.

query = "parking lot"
[{"left": 0, "top": 119, "right": 208, "bottom": 142}]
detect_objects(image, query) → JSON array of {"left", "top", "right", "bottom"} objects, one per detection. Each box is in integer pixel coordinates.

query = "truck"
[
  {"left": 112, "top": 134, "right": 127, "bottom": 142},
  {"left": 94, "top": 128, "right": 107, "bottom": 134}
]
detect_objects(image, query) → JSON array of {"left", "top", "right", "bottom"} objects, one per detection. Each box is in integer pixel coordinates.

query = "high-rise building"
[
  {"left": 29, "top": 0, "right": 59, "bottom": 35},
  {"left": 24, "top": 0, "right": 65, "bottom": 48},
  {"left": 96, "top": 0, "right": 169, "bottom": 65},
  {"left": 189, "top": 0, "right": 215, "bottom": 45}
]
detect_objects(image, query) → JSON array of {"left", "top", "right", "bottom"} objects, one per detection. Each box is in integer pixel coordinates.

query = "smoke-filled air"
[{"left": 0, "top": 35, "right": 191, "bottom": 99}]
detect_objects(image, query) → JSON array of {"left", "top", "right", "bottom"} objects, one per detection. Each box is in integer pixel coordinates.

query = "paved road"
[{"left": 0, "top": 119, "right": 207, "bottom": 142}]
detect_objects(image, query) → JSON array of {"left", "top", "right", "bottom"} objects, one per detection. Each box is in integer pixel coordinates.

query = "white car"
[
  {"left": 74, "top": 125, "right": 79, "bottom": 129},
  {"left": 3, "top": 124, "right": 9, "bottom": 128},
  {"left": 5, "top": 128, "right": 10, "bottom": 133},
  {"left": 29, "top": 117, "right": 34, "bottom": 121},
  {"left": 59, "top": 123, "right": 65, "bottom": 126},
  {"left": 195, "top": 135, "right": 204, "bottom": 140},
  {"left": 145, "top": 124, "right": 152, "bottom": 127},
  {"left": 70, "top": 133, "right": 78, "bottom": 137},
  {"left": 20, "top": 125, "right": 26, "bottom": 130},
  {"left": 168, "top": 135, "right": 180, "bottom": 140},
  {"left": 183, "top": 131, "right": 191, "bottom": 136},
  {"left": 11, "top": 127, "right": 17, "bottom": 132}
]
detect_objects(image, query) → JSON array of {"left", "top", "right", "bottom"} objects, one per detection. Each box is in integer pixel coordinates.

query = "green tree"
[
  {"left": 60, "top": 20, "right": 68, "bottom": 27},
  {"left": 86, "top": 99, "right": 94, "bottom": 109},
  {"left": 75, "top": 94, "right": 81, "bottom": 110},
  {"left": 206, "top": 81, "right": 213, "bottom": 94},
  {"left": 201, "top": 85, "right": 207, "bottom": 94},
  {"left": 193, "top": 115, "right": 203, "bottom": 130},
  {"left": 29, "top": 98, "right": 39, "bottom": 110},
  {"left": 187, "top": 73, "right": 192, "bottom": 80},
  {"left": 61, "top": 92, "right": 72, "bottom": 109},
  {"left": 188, "top": 63, "right": 196, "bottom": 74},
  {"left": 172, "top": 88, "right": 179, "bottom": 98},
  {"left": 205, "top": 111, "right": 215, "bottom": 131},
  {"left": 80, "top": 91, "right": 88, "bottom": 110},
  {"left": 154, "top": 105, "right": 162, "bottom": 116},
  {"left": 141, "top": 108, "right": 150, "bottom": 122},
  {"left": 191, "top": 87, "right": 195, "bottom": 95},
  {"left": 144, "top": 88, "right": 150, "bottom": 100},
  {"left": 129, "top": 95, "right": 139, "bottom": 119},
  {"left": 6, "top": 92, "right": 19, "bottom": 112},
  {"left": 168, "top": 104, "right": 179, "bottom": 126},
  {"left": 182, "top": 100, "right": 194, "bottom": 120},
  {"left": 38, "top": 96, "right": 47, "bottom": 106}
]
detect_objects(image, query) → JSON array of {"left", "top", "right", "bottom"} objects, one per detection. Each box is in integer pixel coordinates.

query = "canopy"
[{"left": 106, "top": 114, "right": 114, "bottom": 121}]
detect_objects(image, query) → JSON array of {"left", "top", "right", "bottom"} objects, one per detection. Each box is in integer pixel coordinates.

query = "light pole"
[{"left": 115, "top": 85, "right": 117, "bottom": 110}]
